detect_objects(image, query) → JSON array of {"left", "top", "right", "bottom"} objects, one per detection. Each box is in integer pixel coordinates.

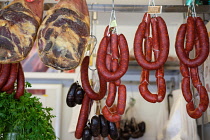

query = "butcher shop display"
[
  {"left": 134, "top": 12, "right": 169, "bottom": 103},
  {"left": 0, "top": 0, "right": 44, "bottom": 63},
  {"left": 175, "top": 16, "right": 209, "bottom": 119},
  {"left": 36, "top": 0, "right": 90, "bottom": 70}
]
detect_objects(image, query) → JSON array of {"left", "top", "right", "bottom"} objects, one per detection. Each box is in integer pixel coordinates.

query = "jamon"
[
  {"left": 0, "top": 0, "right": 44, "bottom": 63},
  {"left": 36, "top": 0, "right": 90, "bottom": 70}
]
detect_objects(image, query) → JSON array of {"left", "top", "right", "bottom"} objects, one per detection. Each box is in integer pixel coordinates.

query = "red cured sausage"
[
  {"left": 96, "top": 34, "right": 129, "bottom": 82},
  {"left": 144, "top": 37, "right": 153, "bottom": 61},
  {"left": 142, "top": 12, "right": 151, "bottom": 38},
  {"left": 197, "top": 86, "right": 209, "bottom": 112},
  {"left": 186, "top": 101, "right": 202, "bottom": 119},
  {"left": 75, "top": 94, "right": 91, "bottom": 139},
  {"left": 2, "top": 63, "right": 19, "bottom": 92},
  {"left": 117, "top": 85, "right": 126, "bottom": 115},
  {"left": 6, "top": 85, "right": 15, "bottom": 94},
  {"left": 111, "top": 33, "right": 119, "bottom": 59},
  {"left": 175, "top": 17, "right": 209, "bottom": 67},
  {"left": 104, "top": 25, "right": 109, "bottom": 37},
  {"left": 157, "top": 77, "right": 166, "bottom": 102},
  {"left": 0, "top": 64, "right": 11, "bottom": 89},
  {"left": 151, "top": 18, "right": 160, "bottom": 54},
  {"left": 81, "top": 56, "right": 107, "bottom": 100},
  {"left": 106, "top": 82, "right": 117, "bottom": 107},
  {"left": 111, "top": 59, "right": 121, "bottom": 86},
  {"left": 139, "top": 70, "right": 158, "bottom": 103},
  {"left": 181, "top": 77, "right": 193, "bottom": 103},
  {"left": 134, "top": 17, "right": 169, "bottom": 70},
  {"left": 15, "top": 64, "right": 25, "bottom": 99},
  {"left": 180, "top": 63, "right": 190, "bottom": 77},
  {"left": 106, "top": 54, "right": 112, "bottom": 71},
  {"left": 186, "top": 86, "right": 209, "bottom": 119},
  {"left": 190, "top": 67, "right": 202, "bottom": 88},
  {"left": 102, "top": 106, "right": 121, "bottom": 123},
  {"left": 185, "top": 17, "right": 195, "bottom": 52}
]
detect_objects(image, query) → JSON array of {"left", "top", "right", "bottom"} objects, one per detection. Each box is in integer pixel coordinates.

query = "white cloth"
[{"left": 157, "top": 89, "right": 200, "bottom": 140}]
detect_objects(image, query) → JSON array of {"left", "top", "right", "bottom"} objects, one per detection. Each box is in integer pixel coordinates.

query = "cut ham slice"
[
  {"left": 0, "top": 0, "right": 44, "bottom": 63},
  {"left": 36, "top": 0, "right": 90, "bottom": 70}
]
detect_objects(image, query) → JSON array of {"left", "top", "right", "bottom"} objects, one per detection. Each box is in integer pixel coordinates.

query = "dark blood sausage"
[
  {"left": 0, "top": 64, "right": 11, "bottom": 89},
  {"left": 175, "top": 17, "right": 209, "bottom": 67},
  {"left": 102, "top": 106, "right": 121, "bottom": 123},
  {"left": 96, "top": 34, "right": 129, "bottom": 82},
  {"left": 66, "top": 82, "right": 78, "bottom": 107},
  {"left": 1, "top": 63, "right": 19, "bottom": 92},
  {"left": 111, "top": 33, "right": 119, "bottom": 59},
  {"left": 108, "top": 121, "right": 119, "bottom": 140},
  {"left": 15, "top": 64, "right": 25, "bottom": 99},
  {"left": 75, "top": 86, "right": 85, "bottom": 105},
  {"left": 117, "top": 85, "right": 126, "bottom": 115},
  {"left": 106, "top": 82, "right": 117, "bottom": 107},
  {"left": 134, "top": 17, "right": 169, "bottom": 70},
  {"left": 81, "top": 56, "right": 107, "bottom": 100},
  {"left": 75, "top": 94, "right": 91, "bottom": 139},
  {"left": 90, "top": 116, "right": 101, "bottom": 137},
  {"left": 181, "top": 77, "right": 193, "bottom": 103},
  {"left": 82, "top": 125, "right": 92, "bottom": 140},
  {"left": 99, "top": 115, "right": 109, "bottom": 137}
]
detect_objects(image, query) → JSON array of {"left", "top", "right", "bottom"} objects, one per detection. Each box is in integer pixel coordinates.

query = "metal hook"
[
  {"left": 86, "top": 35, "right": 97, "bottom": 71},
  {"left": 187, "top": 0, "right": 196, "bottom": 17},
  {"left": 108, "top": 0, "right": 118, "bottom": 34}
]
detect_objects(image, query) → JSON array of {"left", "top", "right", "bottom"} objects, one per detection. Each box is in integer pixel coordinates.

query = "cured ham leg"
[
  {"left": 0, "top": 0, "right": 44, "bottom": 63},
  {"left": 36, "top": 0, "right": 90, "bottom": 70}
]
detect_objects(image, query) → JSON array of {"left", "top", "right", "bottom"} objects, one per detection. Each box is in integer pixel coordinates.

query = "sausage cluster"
[
  {"left": 120, "top": 118, "right": 146, "bottom": 140},
  {"left": 175, "top": 16, "right": 209, "bottom": 119},
  {"left": 0, "top": 63, "right": 25, "bottom": 99},
  {"left": 75, "top": 26, "right": 130, "bottom": 139},
  {"left": 98, "top": 27, "right": 129, "bottom": 123},
  {"left": 134, "top": 13, "right": 170, "bottom": 103},
  {"left": 66, "top": 81, "right": 85, "bottom": 107},
  {"left": 82, "top": 115, "right": 119, "bottom": 140}
]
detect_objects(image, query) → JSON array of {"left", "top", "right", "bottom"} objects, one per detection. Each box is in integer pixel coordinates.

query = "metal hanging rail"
[{"left": 0, "top": 2, "right": 210, "bottom": 13}]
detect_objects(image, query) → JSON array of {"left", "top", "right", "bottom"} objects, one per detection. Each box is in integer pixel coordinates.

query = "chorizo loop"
[
  {"left": 135, "top": 13, "right": 167, "bottom": 103},
  {"left": 176, "top": 16, "right": 209, "bottom": 119},
  {"left": 134, "top": 15, "right": 169, "bottom": 70},
  {"left": 96, "top": 34, "right": 129, "bottom": 82}
]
